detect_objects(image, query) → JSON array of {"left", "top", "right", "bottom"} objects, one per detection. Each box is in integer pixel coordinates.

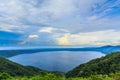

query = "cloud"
[
  {"left": 0, "top": 0, "right": 120, "bottom": 46},
  {"left": 19, "top": 28, "right": 120, "bottom": 46},
  {"left": 40, "top": 0, "right": 77, "bottom": 18},
  {"left": 0, "top": 0, "right": 119, "bottom": 33},
  {"left": 57, "top": 36, "right": 72, "bottom": 45},
  {"left": 39, "top": 27, "right": 69, "bottom": 33},
  {"left": 28, "top": 34, "right": 39, "bottom": 38},
  {"left": 39, "top": 27, "right": 54, "bottom": 33},
  {"left": 56, "top": 29, "right": 120, "bottom": 46}
]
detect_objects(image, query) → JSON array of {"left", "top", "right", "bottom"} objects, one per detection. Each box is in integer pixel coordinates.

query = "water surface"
[{"left": 9, "top": 51, "right": 105, "bottom": 72}]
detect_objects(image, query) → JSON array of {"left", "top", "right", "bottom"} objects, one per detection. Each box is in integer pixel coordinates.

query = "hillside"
[
  {"left": 66, "top": 52, "right": 120, "bottom": 77},
  {"left": 0, "top": 57, "right": 47, "bottom": 76}
]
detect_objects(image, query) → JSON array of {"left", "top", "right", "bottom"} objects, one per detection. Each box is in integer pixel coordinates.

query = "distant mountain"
[
  {"left": 0, "top": 57, "right": 47, "bottom": 76},
  {"left": 66, "top": 52, "right": 120, "bottom": 77},
  {"left": 0, "top": 45, "right": 120, "bottom": 57},
  {"left": 94, "top": 45, "right": 120, "bottom": 53}
]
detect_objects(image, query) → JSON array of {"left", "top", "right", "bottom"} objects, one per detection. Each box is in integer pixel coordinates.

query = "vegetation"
[
  {"left": 0, "top": 52, "right": 120, "bottom": 80},
  {"left": 66, "top": 52, "right": 120, "bottom": 78},
  {"left": 0, "top": 72, "right": 120, "bottom": 80},
  {"left": 0, "top": 57, "right": 47, "bottom": 76}
]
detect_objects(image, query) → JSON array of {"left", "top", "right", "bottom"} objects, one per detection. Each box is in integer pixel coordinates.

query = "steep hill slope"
[
  {"left": 0, "top": 57, "right": 47, "bottom": 76},
  {"left": 66, "top": 52, "right": 120, "bottom": 77}
]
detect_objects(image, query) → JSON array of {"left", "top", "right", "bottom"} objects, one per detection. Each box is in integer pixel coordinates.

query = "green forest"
[
  {"left": 0, "top": 71, "right": 120, "bottom": 80},
  {"left": 0, "top": 52, "right": 120, "bottom": 80}
]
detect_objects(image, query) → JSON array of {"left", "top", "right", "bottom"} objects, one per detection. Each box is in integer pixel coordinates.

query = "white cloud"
[
  {"left": 0, "top": 0, "right": 120, "bottom": 46},
  {"left": 39, "top": 27, "right": 69, "bottom": 33},
  {"left": 39, "top": 27, "right": 54, "bottom": 33},
  {"left": 0, "top": 0, "right": 119, "bottom": 33},
  {"left": 28, "top": 34, "right": 39, "bottom": 38},
  {"left": 40, "top": 0, "right": 77, "bottom": 18}
]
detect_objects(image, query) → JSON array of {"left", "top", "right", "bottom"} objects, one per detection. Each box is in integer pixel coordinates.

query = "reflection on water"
[{"left": 9, "top": 51, "right": 105, "bottom": 72}]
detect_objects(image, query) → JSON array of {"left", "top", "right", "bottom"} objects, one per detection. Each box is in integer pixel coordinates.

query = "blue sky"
[{"left": 0, "top": 0, "right": 120, "bottom": 46}]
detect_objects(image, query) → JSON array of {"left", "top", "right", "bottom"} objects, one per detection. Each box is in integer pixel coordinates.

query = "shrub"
[{"left": 0, "top": 72, "right": 12, "bottom": 80}]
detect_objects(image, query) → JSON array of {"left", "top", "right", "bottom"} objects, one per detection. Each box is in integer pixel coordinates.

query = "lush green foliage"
[
  {"left": 0, "top": 57, "right": 48, "bottom": 76},
  {"left": 66, "top": 52, "right": 120, "bottom": 78},
  {"left": 0, "top": 72, "right": 120, "bottom": 80}
]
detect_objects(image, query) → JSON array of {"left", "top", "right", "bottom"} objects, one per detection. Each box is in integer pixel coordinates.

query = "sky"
[{"left": 0, "top": 0, "right": 120, "bottom": 46}]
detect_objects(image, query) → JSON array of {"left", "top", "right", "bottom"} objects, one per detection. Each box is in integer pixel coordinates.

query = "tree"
[{"left": 0, "top": 72, "right": 12, "bottom": 80}]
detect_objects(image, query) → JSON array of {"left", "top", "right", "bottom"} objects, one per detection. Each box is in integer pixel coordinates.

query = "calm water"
[{"left": 9, "top": 51, "right": 105, "bottom": 72}]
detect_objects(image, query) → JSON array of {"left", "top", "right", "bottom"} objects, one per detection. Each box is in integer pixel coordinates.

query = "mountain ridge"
[{"left": 0, "top": 45, "right": 120, "bottom": 57}]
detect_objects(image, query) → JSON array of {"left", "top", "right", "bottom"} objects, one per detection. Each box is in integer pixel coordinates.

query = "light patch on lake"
[{"left": 9, "top": 51, "right": 105, "bottom": 72}]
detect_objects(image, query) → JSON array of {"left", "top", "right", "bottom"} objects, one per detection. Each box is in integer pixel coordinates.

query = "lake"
[{"left": 9, "top": 51, "right": 105, "bottom": 72}]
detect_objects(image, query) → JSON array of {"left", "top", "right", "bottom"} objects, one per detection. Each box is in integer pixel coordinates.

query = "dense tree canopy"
[{"left": 66, "top": 52, "right": 120, "bottom": 78}]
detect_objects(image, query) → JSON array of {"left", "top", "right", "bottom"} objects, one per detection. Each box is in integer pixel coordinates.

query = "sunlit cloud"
[{"left": 56, "top": 30, "right": 120, "bottom": 46}]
